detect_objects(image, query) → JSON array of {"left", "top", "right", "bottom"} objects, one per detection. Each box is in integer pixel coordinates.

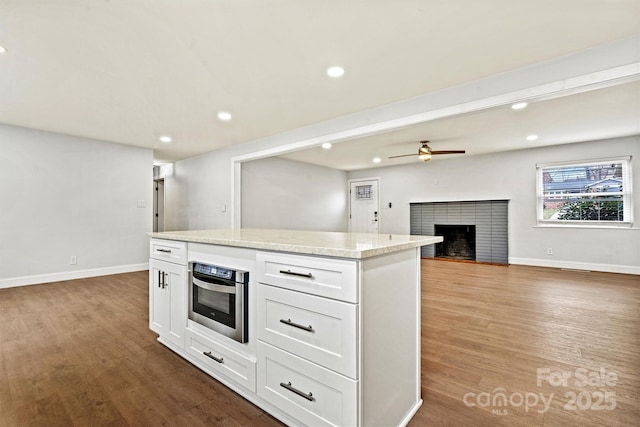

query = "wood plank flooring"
[
  {"left": 1, "top": 261, "right": 638, "bottom": 426},
  {"left": 410, "top": 260, "right": 639, "bottom": 427},
  {"left": 0, "top": 272, "right": 280, "bottom": 427}
]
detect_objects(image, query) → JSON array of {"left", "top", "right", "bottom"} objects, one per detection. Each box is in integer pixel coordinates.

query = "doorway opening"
[{"left": 153, "top": 179, "right": 165, "bottom": 232}]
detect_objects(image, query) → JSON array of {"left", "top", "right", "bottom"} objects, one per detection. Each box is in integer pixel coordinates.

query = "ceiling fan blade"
[
  {"left": 431, "top": 150, "right": 466, "bottom": 155},
  {"left": 388, "top": 153, "right": 417, "bottom": 159}
]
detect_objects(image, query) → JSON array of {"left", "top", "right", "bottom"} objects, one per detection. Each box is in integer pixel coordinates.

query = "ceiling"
[
  {"left": 282, "top": 80, "right": 640, "bottom": 170},
  {"left": 1, "top": 1, "right": 639, "bottom": 164}
]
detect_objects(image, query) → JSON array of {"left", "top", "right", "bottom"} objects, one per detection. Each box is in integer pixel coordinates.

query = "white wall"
[
  {"left": 0, "top": 124, "right": 153, "bottom": 287},
  {"left": 158, "top": 38, "right": 639, "bottom": 273},
  {"left": 348, "top": 136, "right": 640, "bottom": 274},
  {"left": 158, "top": 145, "right": 236, "bottom": 231},
  {"left": 241, "top": 157, "right": 348, "bottom": 231}
]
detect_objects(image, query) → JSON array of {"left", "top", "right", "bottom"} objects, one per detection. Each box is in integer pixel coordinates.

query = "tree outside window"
[{"left": 537, "top": 158, "right": 632, "bottom": 225}]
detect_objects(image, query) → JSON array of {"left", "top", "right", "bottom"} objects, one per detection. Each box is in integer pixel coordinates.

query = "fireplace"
[
  {"left": 435, "top": 225, "right": 476, "bottom": 261},
  {"left": 410, "top": 200, "right": 508, "bottom": 264}
]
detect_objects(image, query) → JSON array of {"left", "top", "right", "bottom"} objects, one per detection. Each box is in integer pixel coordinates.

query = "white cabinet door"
[
  {"left": 149, "top": 260, "right": 167, "bottom": 335},
  {"left": 149, "top": 258, "right": 187, "bottom": 349}
]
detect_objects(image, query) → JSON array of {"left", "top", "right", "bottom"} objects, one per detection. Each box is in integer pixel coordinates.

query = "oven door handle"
[{"left": 193, "top": 277, "right": 237, "bottom": 294}]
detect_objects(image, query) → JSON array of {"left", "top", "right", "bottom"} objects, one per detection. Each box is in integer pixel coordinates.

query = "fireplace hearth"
[{"left": 435, "top": 224, "right": 476, "bottom": 261}]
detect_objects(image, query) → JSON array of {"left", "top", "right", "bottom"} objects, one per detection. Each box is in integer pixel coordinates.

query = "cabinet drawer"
[
  {"left": 256, "top": 252, "right": 358, "bottom": 303},
  {"left": 150, "top": 239, "right": 187, "bottom": 265},
  {"left": 257, "top": 341, "right": 358, "bottom": 427},
  {"left": 185, "top": 329, "right": 256, "bottom": 392},
  {"left": 257, "top": 284, "right": 358, "bottom": 379}
]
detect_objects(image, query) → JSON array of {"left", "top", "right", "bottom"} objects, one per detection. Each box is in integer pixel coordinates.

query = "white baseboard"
[
  {"left": 0, "top": 263, "right": 149, "bottom": 289},
  {"left": 509, "top": 257, "right": 640, "bottom": 275}
]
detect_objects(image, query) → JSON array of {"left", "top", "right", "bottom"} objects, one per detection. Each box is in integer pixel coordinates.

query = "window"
[
  {"left": 536, "top": 157, "right": 633, "bottom": 226},
  {"left": 355, "top": 184, "right": 372, "bottom": 200}
]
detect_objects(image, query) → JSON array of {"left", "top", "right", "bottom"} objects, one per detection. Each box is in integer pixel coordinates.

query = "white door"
[{"left": 349, "top": 179, "right": 379, "bottom": 233}]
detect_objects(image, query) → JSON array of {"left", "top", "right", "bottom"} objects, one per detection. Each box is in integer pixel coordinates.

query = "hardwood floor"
[
  {"left": 0, "top": 272, "right": 281, "bottom": 427},
  {"left": 410, "top": 260, "right": 639, "bottom": 427},
  {"left": 1, "top": 262, "right": 638, "bottom": 426}
]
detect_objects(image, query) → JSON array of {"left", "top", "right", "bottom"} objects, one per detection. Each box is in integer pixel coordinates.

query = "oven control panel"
[{"left": 193, "top": 262, "right": 234, "bottom": 280}]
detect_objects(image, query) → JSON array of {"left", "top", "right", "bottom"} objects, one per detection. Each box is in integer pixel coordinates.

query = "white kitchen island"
[{"left": 148, "top": 229, "right": 442, "bottom": 427}]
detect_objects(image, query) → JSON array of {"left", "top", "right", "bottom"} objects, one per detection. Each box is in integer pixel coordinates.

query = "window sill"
[{"left": 535, "top": 222, "right": 636, "bottom": 230}]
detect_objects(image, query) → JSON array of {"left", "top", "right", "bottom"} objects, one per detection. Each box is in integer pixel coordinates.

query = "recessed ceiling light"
[
  {"left": 511, "top": 102, "right": 528, "bottom": 110},
  {"left": 327, "top": 66, "right": 345, "bottom": 78},
  {"left": 321, "top": 143, "right": 332, "bottom": 149},
  {"left": 526, "top": 134, "right": 539, "bottom": 141},
  {"left": 373, "top": 157, "right": 381, "bottom": 164},
  {"left": 218, "top": 111, "right": 232, "bottom": 121},
  {"left": 0, "top": 45, "right": 7, "bottom": 54},
  {"left": 159, "top": 135, "right": 172, "bottom": 143}
]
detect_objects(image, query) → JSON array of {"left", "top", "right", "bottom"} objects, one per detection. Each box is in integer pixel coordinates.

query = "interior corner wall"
[
  {"left": 348, "top": 136, "right": 640, "bottom": 274},
  {"left": 159, "top": 147, "right": 236, "bottom": 231},
  {"left": 0, "top": 124, "right": 153, "bottom": 287},
  {"left": 241, "top": 157, "right": 348, "bottom": 232}
]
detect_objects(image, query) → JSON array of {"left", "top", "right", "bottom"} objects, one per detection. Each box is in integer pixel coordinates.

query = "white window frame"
[{"left": 536, "top": 156, "right": 633, "bottom": 227}]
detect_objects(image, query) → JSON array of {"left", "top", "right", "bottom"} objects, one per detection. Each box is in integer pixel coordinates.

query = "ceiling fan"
[{"left": 389, "top": 140, "right": 465, "bottom": 162}]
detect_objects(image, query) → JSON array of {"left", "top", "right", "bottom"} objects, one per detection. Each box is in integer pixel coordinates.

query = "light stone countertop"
[{"left": 148, "top": 228, "right": 442, "bottom": 259}]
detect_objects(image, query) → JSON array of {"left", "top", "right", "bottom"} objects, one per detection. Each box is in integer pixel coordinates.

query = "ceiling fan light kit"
[
  {"left": 389, "top": 140, "right": 465, "bottom": 163},
  {"left": 418, "top": 153, "right": 432, "bottom": 162}
]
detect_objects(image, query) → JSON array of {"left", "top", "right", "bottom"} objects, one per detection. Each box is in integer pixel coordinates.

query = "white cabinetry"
[
  {"left": 149, "top": 240, "right": 187, "bottom": 349},
  {"left": 148, "top": 233, "right": 426, "bottom": 427},
  {"left": 257, "top": 283, "right": 358, "bottom": 378},
  {"left": 258, "top": 341, "right": 358, "bottom": 427},
  {"left": 185, "top": 328, "right": 256, "bottom": 392},
  {"left": 256, "top": 251, "right": 360, "bottom": 426},
  {"left": 256, "top": 249, "right": 422, "bottom": 427},
  {"left": 257, "top": 251, "right": 358, "bottom": 302}
]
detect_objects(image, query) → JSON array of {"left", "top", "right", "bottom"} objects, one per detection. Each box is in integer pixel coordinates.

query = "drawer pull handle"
[
  {"left": 280, "top": 318, "right": 314, "bottom": 332},
  {"left": 280, "top": 382, "right": 314, "bottom": 402},
  {"left": 203, "top": 351, "right": 224, "bottom": 364},
  {"left": 157, "top": 248, "right": 172, "bottom": 253},
  {"left": 279, "top": 269, "right": 313, "bottom": 279}
]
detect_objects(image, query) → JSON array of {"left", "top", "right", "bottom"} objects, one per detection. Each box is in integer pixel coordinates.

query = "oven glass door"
[{"left": 192, "top": 275, "right": 236, "bottom": 329}]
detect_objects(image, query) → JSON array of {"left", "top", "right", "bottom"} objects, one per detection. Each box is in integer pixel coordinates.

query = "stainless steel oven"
[{"left": 189, "top": 262, "right": 249, "bottom": 343}]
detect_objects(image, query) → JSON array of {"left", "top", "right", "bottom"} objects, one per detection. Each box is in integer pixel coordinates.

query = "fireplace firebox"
[{"left": 435, "top": 225, "right": 476, "bottom": 260}]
